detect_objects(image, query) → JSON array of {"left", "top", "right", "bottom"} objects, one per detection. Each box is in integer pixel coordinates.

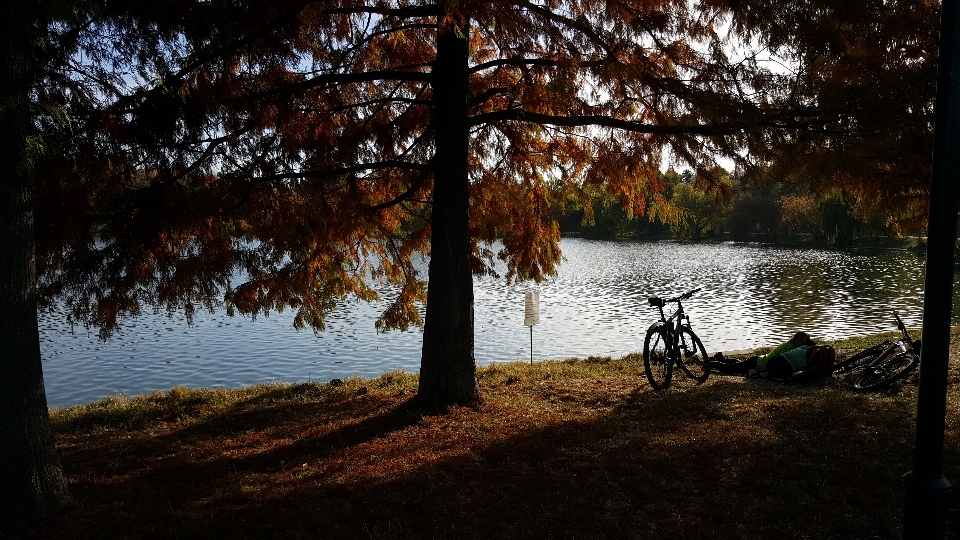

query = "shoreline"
[{"left": 48, "top": 328, "right": 921, "bottom": 412}]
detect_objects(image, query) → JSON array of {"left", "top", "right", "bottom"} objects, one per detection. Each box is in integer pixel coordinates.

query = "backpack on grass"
[
  {"left": 767, "top": 345, "right": 836, "bottom": 382},
  {"left": 790, "top": 345, "right": 836, "bottom": 383},
  {"left": 805, "top": 345, "right": 836, "bottom": 372}
]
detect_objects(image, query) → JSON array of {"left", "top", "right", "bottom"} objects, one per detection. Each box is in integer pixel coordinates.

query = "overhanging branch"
[
  {"left": 470, "top": 108, "right": 851, "bottom": 135},
  {"left": 253, "top": 160, "right": 431, "bottom": 182},
  {"left": 298, "top": 69, "right": 432, "bottom": 88},
  {"left": 321, "top": 5, "right": 440, "bottom": 18},
  {"left": 469, "top": 109, "right": 748, "bottom": 135},
  {"left": 469, "top": 57, "right": 606, "bottom": 74}
]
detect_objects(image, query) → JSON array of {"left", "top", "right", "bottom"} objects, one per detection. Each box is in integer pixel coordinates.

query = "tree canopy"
[
  {"left": 714, "top": 0, "right": 938, "bottom": 227},
  {"left": 29, "top": 0, "right": 941, "bottom": 403}
]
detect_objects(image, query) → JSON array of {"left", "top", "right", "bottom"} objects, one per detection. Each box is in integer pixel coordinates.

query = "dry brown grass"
[{"left": 9, "top": 333, "right": 960, "bottom": 540}]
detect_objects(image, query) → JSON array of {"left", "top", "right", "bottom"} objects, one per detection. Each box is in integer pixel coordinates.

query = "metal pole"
[
  {"left": 903, "top": 0, "right": 960, "bottom": 535},
  {"left": 529, "top": 325, "right": 533, "bottom": 365}
]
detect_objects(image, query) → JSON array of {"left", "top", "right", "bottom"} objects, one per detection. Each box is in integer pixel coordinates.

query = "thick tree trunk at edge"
[
  {"left": 0, "top": 0, "right": 72, "bottom": 530},
  {"left": 417, "top": 17, "right": 479, "bottom": 411}
]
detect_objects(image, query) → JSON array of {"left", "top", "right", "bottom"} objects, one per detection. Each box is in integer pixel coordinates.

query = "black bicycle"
[
  {"left": 642, "top": 288, "right": 709, "bottom": 390},
  {"left": 833, "top": 313, "right": 920, "bottom": 391}
]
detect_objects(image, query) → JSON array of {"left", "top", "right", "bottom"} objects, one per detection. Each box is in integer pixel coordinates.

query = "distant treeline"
[{"left": 555, "top": 169, "right": 928, "bottom": 249}]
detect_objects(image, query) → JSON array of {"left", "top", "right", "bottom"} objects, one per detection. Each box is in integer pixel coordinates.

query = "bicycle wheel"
[
  {"left": 853, "top": 352, "right": 920, "bottom": 391},
  {"left": 643, "top": 326, "right": 673, "bottom": 390},
  {"left": 676, "top": 326, "right": 709, "bottom": 383},
  {"left": 834, "top": 342, "right": 888, "bottom": 374}
]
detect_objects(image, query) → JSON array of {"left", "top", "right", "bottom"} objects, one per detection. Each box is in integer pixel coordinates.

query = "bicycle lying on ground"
[
  {"left": 643, "top": 288, "right": 709, "bottom": 390},
  {"left": 833, "top": 313, "right": 921, "bottom": 391}
]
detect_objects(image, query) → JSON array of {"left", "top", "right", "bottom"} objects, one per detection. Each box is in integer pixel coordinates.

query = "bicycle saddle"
[{"left": 648, "top": 297, "right": 665, "bottom": 308}]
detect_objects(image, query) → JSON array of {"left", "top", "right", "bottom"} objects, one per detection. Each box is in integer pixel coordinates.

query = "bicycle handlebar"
[
  {"left": 677, "top": 288, "right": 702, "bottom": 301},
  {"left": 648, "top": 288, "right": 701, "bottom": 307},
  {"left": 893, "top": 312, "right": 911, "bottom": 340},
  {"left": 894, "top": 312, "right": 905, "bottom": 331}
]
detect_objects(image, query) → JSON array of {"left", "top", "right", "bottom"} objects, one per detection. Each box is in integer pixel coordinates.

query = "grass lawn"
[{"left": 12, "top": 329, "right": 960, "bottom": 539}]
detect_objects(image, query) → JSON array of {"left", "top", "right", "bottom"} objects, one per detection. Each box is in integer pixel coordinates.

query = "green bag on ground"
[
  {"left": 767, "top": 345, "right": 811, "bottom": 378},
  {"left": 757, "top": 341, "right": 795, "bottom": 370}
]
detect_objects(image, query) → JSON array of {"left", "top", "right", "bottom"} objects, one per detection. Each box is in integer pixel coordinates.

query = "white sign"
[{"left": 524, "top": 291, "right": 540, "bottom": 326}]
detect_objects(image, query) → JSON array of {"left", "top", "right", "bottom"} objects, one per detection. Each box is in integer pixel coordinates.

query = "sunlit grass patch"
[
  {"left": 50, "top": 370, "right": 419, "bottom": 434},
  {"left": 478, "top": 353, "right": 645, "bottom": 385}
]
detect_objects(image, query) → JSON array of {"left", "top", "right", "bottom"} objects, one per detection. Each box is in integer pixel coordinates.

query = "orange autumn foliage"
[{"left": 29, "top": 0, "right": 938, "bottom": 398}]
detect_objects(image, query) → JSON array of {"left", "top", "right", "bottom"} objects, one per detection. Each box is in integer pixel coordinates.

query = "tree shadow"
[{"left": 23, "top": 378, "right": 956, "bottom": 540}]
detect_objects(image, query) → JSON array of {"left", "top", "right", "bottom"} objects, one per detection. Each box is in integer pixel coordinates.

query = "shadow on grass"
[{"left": 21, "top": 377, "right": 959, "bottom": 540}]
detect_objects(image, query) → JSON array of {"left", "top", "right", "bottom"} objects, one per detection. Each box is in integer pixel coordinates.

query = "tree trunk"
[
  {"left": 417, "top": 15, "right": 479, "bottom": 411},
  {"left": 0, "top": 0, "right": 72, "bottom": 530}
]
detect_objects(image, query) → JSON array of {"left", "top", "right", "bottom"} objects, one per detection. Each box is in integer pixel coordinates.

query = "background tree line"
[{"left": 557, "top": 168, "right": 927, "bottom": 247}]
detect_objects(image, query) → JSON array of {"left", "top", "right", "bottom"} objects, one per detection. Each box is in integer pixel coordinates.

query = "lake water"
[{"left": 39, "top": 239, "right": 947, "bottom": 408}]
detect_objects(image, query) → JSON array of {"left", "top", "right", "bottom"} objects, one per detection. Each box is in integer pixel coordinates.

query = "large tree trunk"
[
  {"left": 0, "top": 0, "right": 72, "bottom": 530},
  {"left": 417, "top": 15, "right": 479, "bottom": 411}
]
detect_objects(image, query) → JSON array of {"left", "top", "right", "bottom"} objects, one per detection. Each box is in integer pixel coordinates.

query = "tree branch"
[
  {"left": 470, "top": 104, "right": 853, "bottom": 134},
  {"left": 370, "top": 171, "right": 429, "bottom": 211},
  {"left": 469, "top": 109, "right": 749, "bottom": 135},
  {"left": 298, "top": 69, "right": 432, "bottom": 88},
  {"left": 469, "top": 87, "right": 511, "bottom": 108},
  {"left": 320, "top": 5, "right": 440, "bottom": 18},
  {"left": 253, "top": 160, "right": 431, "bottom": 182},
  {"left": 470, "top": 57, "right": 606, "bottom": 74},
  {"left": 311, "top": 96, "right": 431, "bottom": 115}
]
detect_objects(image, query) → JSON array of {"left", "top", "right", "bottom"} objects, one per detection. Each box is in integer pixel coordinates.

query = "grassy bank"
[{"left": 13, "top": 330, "right": 960, "bottom": 539}]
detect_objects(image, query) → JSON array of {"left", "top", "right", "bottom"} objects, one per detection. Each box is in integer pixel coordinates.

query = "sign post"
[{"left": 524, "top": 291, "right": 540, "bottom": 364}]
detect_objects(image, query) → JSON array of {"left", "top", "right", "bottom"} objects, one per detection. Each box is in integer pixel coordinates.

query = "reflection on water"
[{"left": 40, "top": 239, "right": 947, "bottom": 408}]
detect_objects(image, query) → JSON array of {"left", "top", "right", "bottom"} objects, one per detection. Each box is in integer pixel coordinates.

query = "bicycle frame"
[
  {"left": 834, "top": 312, "right": 919, "bottom": 378},
  {"left": 864, "top": 313, "right": 914, "bottom": 369},
  {"left": 867, "top": 340, "right": 909, "bottom": 369},
  {"left": 647, "top": 289, "right": 700, "bottom": 362},
  {"left": 650, "top": 300, "right": 690, "bottom": 358},
  {"left": 642, "top": 287, "right": 708, "bottom": 390},
  {"left": 850, "top": 313, "right": 921, "bottom": 391}
]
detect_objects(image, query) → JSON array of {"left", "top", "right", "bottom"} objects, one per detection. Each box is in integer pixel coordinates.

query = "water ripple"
[{"left": 39, "top": 239, "right": 948, "bottom": 408}]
